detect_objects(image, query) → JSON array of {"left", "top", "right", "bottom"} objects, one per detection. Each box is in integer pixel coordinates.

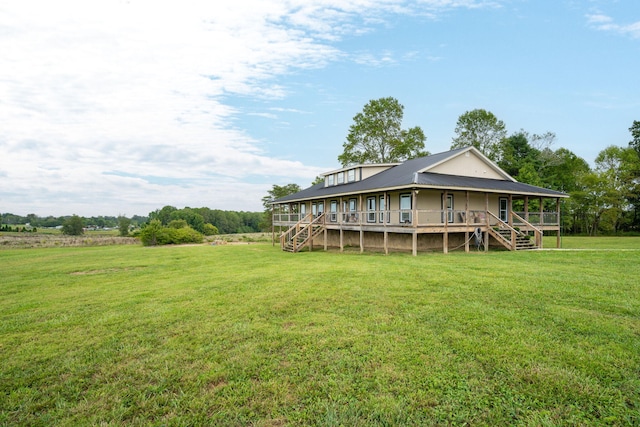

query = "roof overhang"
[{"left": 272, "top": 181, "right": 568, "bottom": 205}]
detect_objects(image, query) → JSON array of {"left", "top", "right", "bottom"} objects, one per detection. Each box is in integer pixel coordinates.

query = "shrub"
[
  {"left": 62, "top": 215, "right": 85, "bottom": 236},
  {"left": 168, "top": 219, "right": 189, "bottom": 229},
  {"left": 139, "top": 220, "right": 203, "bottom": 246},
  {"left": 203, "top": 223, "right": 219, "bottom": 236}
]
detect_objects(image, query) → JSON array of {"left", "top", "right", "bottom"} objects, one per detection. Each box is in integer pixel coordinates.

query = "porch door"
[
  {"left": 329, "top": 200, "right": 338, "bottom": 222},
  {"left": 348, "top": 198, "right": 358, "bottom": 222},
  {"left": 442, "top": 194, "right": 454, "bottom": 223},
  {"left": 499, "top": 197, "right": 508, "bottom": 222},
  {"left": 317, "top": 201, "right": 324, "bottom": 218},
  {"left": 379, "top": 195, "right": 388, "bottom": 223},
  {"left": 367, "top": 197, "right": 376, "bottom": 223}
]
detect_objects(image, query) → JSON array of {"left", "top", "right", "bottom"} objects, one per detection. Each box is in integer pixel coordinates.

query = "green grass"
[{"left": 1, "top": 237, "right": 639, "bottom": 426}]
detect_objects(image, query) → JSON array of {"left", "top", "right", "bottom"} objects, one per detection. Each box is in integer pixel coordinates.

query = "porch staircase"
[
  {"left": 280, "top": 213, "right": 326, "bottom": 253},
  {"left": 487, "top": 211, "right": 541, "bottom": 251},
  {"left": 491, "top": 228, "right": 538, "bottom": 251}
]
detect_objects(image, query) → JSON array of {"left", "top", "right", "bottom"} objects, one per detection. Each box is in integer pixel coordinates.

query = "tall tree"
[
  {"left": 260, "top": 183, "right": 303, "bottom": 231},
  {"left": 451, "top": 109, "right": 507, "bottom": 161},
  {"left": 149, "top": 205, "right": 177, "bottom": 226},
  {"left": 118, "top": 216, "right": 131, "bottom": 237},
  {"left": 629, "top": 120, "right": 640, "bottom": 156},
  {"left": 498, "top": 131, "right": 541, "bottom": 179},
  {"left": 170, "top": 207, "right": 205, "bottom": 233},
  {"left": 627, "top": 121, "right": 640, "bottom": 230},
  {"left": 338, "top": 97, "right": 427, "bottom": 166},
  {"left": 593, "top": 145, "right": 640, "bottom": 233},
  {"left": 62, "top": 215, "right": 85, "bottom": 236},
  {"left": 541, "top": 147, "right": 590, "bottom": 193}
]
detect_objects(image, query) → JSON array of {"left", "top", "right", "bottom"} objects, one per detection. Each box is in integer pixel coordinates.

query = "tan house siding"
[{"left": 428, "top": 151, "right": 506, "bottom": 180}]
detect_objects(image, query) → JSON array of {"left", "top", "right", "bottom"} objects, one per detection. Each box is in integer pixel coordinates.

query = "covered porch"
[{"left": 272, "top": 190, "right": 564, "bottom": 255}]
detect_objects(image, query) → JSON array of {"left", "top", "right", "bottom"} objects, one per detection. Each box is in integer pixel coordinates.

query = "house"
[{"left": 271, "top": 146, "right": 568, "bottom": 255}]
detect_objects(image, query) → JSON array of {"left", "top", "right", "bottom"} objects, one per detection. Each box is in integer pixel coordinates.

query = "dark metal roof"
[{"left": 274, "top": 148, "right": 568, "bottom": 203}]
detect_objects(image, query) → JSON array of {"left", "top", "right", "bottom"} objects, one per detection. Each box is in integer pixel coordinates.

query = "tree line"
[
  {"left": 265, "top": 97, "right": 640, "bottom": 235},
  {"left": 0, "top": 213, "right": 148, "bottom": 229},
  {"left": 1, "top": 207, "right": 265, "bottom": 238}
]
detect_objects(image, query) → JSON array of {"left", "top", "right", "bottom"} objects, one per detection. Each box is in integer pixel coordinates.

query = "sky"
[{"left": 1, "top": 0, "right": 639, "bottom": 217}]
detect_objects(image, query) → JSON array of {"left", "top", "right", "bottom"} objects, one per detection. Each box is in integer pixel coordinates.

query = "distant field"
[
  {"left": 1, "top": 238, "right": 639, "bottom": 425},
  {"left": 0, "top": 232, "right": 138, "bottom": 249},
  {"left": 0, "top": 231, "right": 273, "bottom": 249}
]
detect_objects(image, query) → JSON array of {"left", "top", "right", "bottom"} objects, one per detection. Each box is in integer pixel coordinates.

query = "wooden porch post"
[
  {"left": 485, "top": 192, "right": 489, "bottom": 252},
  {"left": 339, "top": 197, "right": 344, "bottom": 252},
  {"left": 412, "top": 231, "right": 418, "bottom": 256},
  {"left": 539, "top": 197, "right": 544, "bottom": 249},
  {"left": 509, "top": 194, "right": 515, "bottom": 250},
  {"left": 524, "top": 196, "right": 529, "bottom": 223},
  {"left": 323, "top": 217, "right": 328, "bottom": 251},
  {"left": 384, "top": 192, "right": 389, "bottom": 255},
  {"left": 359, "top": 195, "right": 364, "bottom": 253},
  {"left": 556, "top": 198, "right": 561, "bottom": 249},
  {"left": 443, "top": 190, "right": 449, "bottom": 254},
  {"left": 465, "top": 191, "right": 470, "bottom": 253},
  {"left": 539, "top": 197, "right": 544, "bottom": 224},
  {"left": 412, "top": 190, "right": 418, "bottom": 256}
]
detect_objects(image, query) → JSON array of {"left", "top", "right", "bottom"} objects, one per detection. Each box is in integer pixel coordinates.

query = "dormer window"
[
  {"left": 337, "top": 172, "right": 344, "bottom": 184},
  {"left": 347, "top": 169, "right": 356, "bottom": 182},
  {"left": 327, "top": 175, "right": 334, "bottom": 186}
]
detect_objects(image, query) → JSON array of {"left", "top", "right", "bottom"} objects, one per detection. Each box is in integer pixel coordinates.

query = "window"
[
  {"left": 400, "top": 193, "right": 412, "bottom": 224},
  {"left": 300, "top": 203, "right": 306, "bottom": 216},
  {"left": 328, "top": 175, "right": 334, "bottom": 186},
  {"left": 367, "top": 197, "right": 376, "bottom": 222},
  {"left": 329, "top": 200, "right": 338, "bottom": 222},
  {"left": 499, "top": 198, "right": 508, "bottom": 222},
  {"left": 347, "top": 169, "right": 356, "bottom": 182},
  {"left": 337, "top": 172, "right": 344, "bottom": 184},
  {"left": 317, "top": 201, "right": 324, "bottom": 217}
]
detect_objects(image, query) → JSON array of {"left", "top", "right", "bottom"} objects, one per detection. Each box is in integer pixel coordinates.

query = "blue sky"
[{"left": 1, "top": 0, "right": 639, "bottom": 217}]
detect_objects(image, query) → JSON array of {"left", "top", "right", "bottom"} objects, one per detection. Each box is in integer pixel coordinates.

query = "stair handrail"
[
  {"left": 290, "top": 213, "right": 325, "bottom": 242},
  {"left": 280, "top": 212, "right": 313, "bottom": 250},
  {"left": 280, "top": 213, "right": 325, "bottom": 252},
  {"left": 511, "top": 212, "right": 543, "bottom": 248},
  {"left": 486, "top": 211, "right": 522, "bottom": 250}
]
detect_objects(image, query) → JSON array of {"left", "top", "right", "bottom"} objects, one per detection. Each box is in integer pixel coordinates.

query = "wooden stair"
[
  {"left": 281, "top": 213, "right": 325, "bottom": 253},
  {"left": 494, "top": 229, "right": 538, "bottom": 251}
]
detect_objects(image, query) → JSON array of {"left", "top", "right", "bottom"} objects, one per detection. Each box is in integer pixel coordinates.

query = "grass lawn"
[{"left": 1, "top": 237, "right": 639, "bottom": 426}]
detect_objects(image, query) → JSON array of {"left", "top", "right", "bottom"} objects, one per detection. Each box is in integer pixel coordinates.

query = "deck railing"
[
  {"left": 513, "top": 211, "right": 560, "bottom": 227},
  {"left": 274, "top": 209, "right": 560, "bottom": 228}
]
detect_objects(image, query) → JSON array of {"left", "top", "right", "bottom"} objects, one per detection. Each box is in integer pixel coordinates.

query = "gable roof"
[
  {"left": 418, "top": 146, "right": 515, "bottom": 181},
  {"left": 274, "top": 147, "right": 568, "bottom": 204}
]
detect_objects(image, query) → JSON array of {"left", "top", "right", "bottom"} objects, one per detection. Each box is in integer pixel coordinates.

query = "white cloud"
[
  {"left": 586, "top": 13, "right": 640, "bottom": 39},
  {"left": 0, "top": 0, "right": 504, "bottom": 216}
]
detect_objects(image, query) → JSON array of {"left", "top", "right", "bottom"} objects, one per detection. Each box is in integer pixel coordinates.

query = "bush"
[
  {"left": 62, "top": 215, "right": 85, "bottom": 236},
  {"left": 168, "top": 219, "right": 189, "bottom": 229},
  {"left": 203, "top": 223, "right": 219, "bottom": 236},
  {"left": 118, "top": 216, "right": 131, "bottom": 237},
  {"left": 139, "top": 220, "right": 203, "bottom": 246}
]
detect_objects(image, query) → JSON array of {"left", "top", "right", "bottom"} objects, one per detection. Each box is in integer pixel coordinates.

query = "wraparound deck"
[{"left": 273, "top": 209, "right": 562, "bottom": 254}]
